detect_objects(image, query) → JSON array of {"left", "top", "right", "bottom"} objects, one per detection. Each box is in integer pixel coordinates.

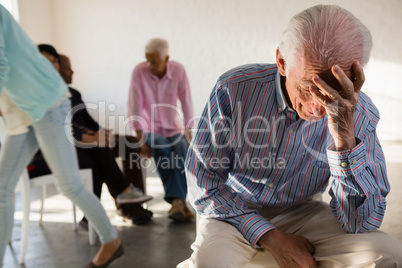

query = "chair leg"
[
  {"left": 88, "top": 223, "right": 96, "bottom": 245},
  {"left": 39, "top": 184, "right": 46, "bottom": 226},
  {"left": 72, "top": 203, "right": 77, "bottom": 230},
  {"left": 19, "top": 175, "right": 31, "bottom": 264},
  {"left": 8, "top": 193, "right": 16, "bottom": 244}
]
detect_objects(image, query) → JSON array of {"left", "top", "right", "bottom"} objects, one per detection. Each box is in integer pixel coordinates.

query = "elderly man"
[
  {"left": 128, "top": 38, "right": 194, "bottom": 222},
  {"left": 180, "top": 5, "right": 402, "bottom": 267}
]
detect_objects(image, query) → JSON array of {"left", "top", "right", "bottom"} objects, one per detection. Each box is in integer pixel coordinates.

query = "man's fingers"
[
  {"left": 312, "top": 75, "right": 340, "bottom": 103},
  {"left": 331, "top": 65, "right": 354, "bottom": 97},
  {"left": 309, "top": 85, "right": 335, "bottom": 108},
  {"left": 353, "top": 61, "right": 365, "bottom": 93}
]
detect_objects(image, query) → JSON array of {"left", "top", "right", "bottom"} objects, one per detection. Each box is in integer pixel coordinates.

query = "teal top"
[{"left": 0, "top": 4, "right": 67, "bottom": 121}]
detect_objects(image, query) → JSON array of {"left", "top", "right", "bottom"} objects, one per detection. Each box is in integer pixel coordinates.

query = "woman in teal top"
[{"left": 0, "top": 4, "right": 123, "bottom": 268}]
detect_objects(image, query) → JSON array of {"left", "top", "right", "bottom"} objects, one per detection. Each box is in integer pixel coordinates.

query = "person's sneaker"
[
  {"left": 168, "top": 199, "right": 187, "bottom": 222},
  {"left": 184, "top": 204, "right": 195, "bottom": 220},
  {"left": 116, "top": 184, "right": 153, "bottom": 204}
]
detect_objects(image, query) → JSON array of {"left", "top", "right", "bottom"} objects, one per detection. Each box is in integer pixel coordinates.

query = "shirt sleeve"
[
  {"left": 0, "top": 20, "right": 10, "bottom": 94},
  {"left": 186, "top": 82, "right": 275, "bottom": 248},
  {"left": 177, "top": 65, "right": 194, "bottom": 129},
  {"left": 72, "top": 124, "right": 88, "bottom": 142},
  {"left": 327, "top": 114, "right": 389, "bottom": 233},
  {"left": 127, "top": 67, "right": 145, "bottom": 133},
  {"left": 70, "top": 88, "right": 99, "bottom": 132}
]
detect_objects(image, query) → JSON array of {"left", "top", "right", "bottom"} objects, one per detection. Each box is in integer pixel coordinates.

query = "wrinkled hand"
[
  {"left": 309, "top": 61, "right": 364, "bottom": 151},
  {"left": 94, "top": 129, "right": 115, "bottom": 147},
  {"left": 105, "top": 129, "right": 115, "bottom": 148},
  {"left": 140, "top": 143, "right": 152, "bottom": 158},
  {"left": 185, "top": 128, "right": 193, "bottom": 145},
  {"left": 259, "top": 229, "right": 317, "bottom": 268}
]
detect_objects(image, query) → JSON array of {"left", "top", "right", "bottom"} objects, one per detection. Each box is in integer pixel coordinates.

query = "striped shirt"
[{"left": 186, "top": 63, "right": 389, "bottom": 248}]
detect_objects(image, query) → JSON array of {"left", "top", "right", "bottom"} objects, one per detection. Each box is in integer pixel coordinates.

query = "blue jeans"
[
  {"left": 0, "top": 99, "right": 117, "bottom": 265},
  {"left": 145, "top": 133, "right": 188, "bottom": 203}
]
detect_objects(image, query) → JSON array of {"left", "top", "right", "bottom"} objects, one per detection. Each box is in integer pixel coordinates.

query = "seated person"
[
  {"left": 179, "top": 5, "right": 402, "bottom": 267},
  {"left": 128, "top": 38, "right": 194, "bottom": 222},
  {"left": 30, "top": 44, "right": 153, "bottom": 226}
]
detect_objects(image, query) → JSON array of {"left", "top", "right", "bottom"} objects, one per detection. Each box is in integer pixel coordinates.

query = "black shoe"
[
  {"left": 132, "top": 207, "right": 153, "bottom": 225},
  {"left": 85, "top": 243, "right": 124, "bottom": 268},
  {"left": 118, "top": 204, "right": 153, "bottom": 225}
]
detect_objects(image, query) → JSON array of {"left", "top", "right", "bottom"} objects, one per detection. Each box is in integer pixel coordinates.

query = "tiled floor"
[
  {"left": 4, "top": 176, "right": 196, "bottom": 268},
  {"left": 3, "top": 141, "right": 402, "bottom": 268}
]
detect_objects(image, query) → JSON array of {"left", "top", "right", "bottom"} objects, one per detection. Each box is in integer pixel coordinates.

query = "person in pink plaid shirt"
[{"left": 128, "top": 38, "right": 194, "bottom": 222}]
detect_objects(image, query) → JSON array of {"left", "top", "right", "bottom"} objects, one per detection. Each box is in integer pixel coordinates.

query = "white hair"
[
  {"left": 145, "top": 38, "right": 169, "bottom": 59},
  {"left": 278, "top": 5, "right": 372, "bottom": 75}
]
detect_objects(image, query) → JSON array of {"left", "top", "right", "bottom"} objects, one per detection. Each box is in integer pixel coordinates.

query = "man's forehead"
[{"left": 298, "top": 68, "right": 342, "bottom": 92}]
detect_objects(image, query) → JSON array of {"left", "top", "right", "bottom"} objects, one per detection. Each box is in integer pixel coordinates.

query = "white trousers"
[{"left": 178, "top": 200, "right": 402, "bottom": 268}]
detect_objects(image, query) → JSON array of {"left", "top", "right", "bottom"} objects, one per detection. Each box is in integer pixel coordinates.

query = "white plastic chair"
[{"left": 0, "top": 117, "right": 96, "bottom": 264}]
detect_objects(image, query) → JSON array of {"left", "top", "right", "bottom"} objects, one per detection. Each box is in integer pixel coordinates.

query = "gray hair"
[
  {"left": 145, "top": 38, "right": 169, "bottom": 59},
  {"left": 278, "top": 5, "right": 372, "bottom": 75}
]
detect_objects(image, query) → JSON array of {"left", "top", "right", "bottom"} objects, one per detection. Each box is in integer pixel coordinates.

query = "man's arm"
[
  {"left": 310, "top": 62, "right": 390, "bottom": 232},
  {"left": 69, "top": 88, "right": 99, "bottom": 132},
  {"left": 135, "top": 130, "right": 152, "bottom": 158},
  {"left": 127, "top": 67, "right": 147, "bottom": 137},
  {"left": 127, "top": 67, "right": 152, "bottom": 157},
  {"left": 187, "top": 82, "right": 275, "bottom": 248},
  {"left": 177, "top": 64, "right": 194, "bottom": 144}
]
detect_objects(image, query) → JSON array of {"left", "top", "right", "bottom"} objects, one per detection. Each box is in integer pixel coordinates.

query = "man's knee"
[
  {"left": 189, "top": 243, "right": 251, "bottom": 268},
  {"left": 184, "top": 218, "right": 257, "bottom": 267}
]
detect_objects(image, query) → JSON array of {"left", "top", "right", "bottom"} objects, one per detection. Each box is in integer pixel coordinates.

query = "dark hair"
[{"left": 38, "top": 44, "right": 60, "bottom": 62}]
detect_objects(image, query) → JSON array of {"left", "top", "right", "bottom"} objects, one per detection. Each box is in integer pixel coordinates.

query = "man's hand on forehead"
[{"left": 308, "top": 61, "right": 364, "bottom": 151}]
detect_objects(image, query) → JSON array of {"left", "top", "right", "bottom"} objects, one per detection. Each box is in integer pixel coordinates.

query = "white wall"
[{"left": 16, "top": 0, "right": 402, "bottom": 140}]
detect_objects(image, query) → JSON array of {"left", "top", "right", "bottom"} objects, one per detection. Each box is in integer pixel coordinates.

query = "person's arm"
[
  {"left": 310, "top": 61, "right": 389, "bottom": 232},
  {"left": 70, "top": 88, "right": 99, "bottom": 131},
  {"left": 0, "top": 19, "right": 10, "bottom": 95},
  {"left": 187, "top": 82, "right": 275, "bottom": 248},
  {"left": 127, "top": 68, "right": 151, "bottom": 157},
  {"left": 135, "top": 130, "right": 152, "bottom": 158},
  {"left": 128, "top": 67, "right": 146, "bottom": 136},
  {"left": 177, "top": 65, "right": 194, "bottom": 144}
]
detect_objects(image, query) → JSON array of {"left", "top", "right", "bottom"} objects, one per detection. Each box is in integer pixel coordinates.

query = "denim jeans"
[
  {"left": 0, "top": 99, "right": 117, "bottom": 265},
  {"left": 145, "top": 133, "right": 188, "bottom": 203}
]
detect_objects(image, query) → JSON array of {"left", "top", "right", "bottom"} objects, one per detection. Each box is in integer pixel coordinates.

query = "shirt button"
[
  {"left": 341, "top": 162, "right": 348, "bottom": 167},
  {"left": 277, "top": 161, "right": 284, "bottom": 167},
  {"left": 352, "top": 159, "right": 357, "bottom": 165},
  {"left": 289, "top": 129, "right": 293, "bottom": 134},
  {"left": 268, "top": 182, "right": 274, "bottom": 188}
]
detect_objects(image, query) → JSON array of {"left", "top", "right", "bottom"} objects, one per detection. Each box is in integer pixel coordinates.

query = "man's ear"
[{"left": 276, "top": 48, "right": 286, "bottom": 76}]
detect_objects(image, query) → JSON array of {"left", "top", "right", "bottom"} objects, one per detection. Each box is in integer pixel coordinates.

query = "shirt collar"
[
  {"left": 275, "top": 69, "right": 300, "bottom": 121},
  {"left": 165, "top": 61, "right": 173, "bottom": 79},
  {"left": 275, "top": 69, "right": 289, "bottom": 112},
  {"left": 148, "top": 61, "right": 173, "bottom": 80}
]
